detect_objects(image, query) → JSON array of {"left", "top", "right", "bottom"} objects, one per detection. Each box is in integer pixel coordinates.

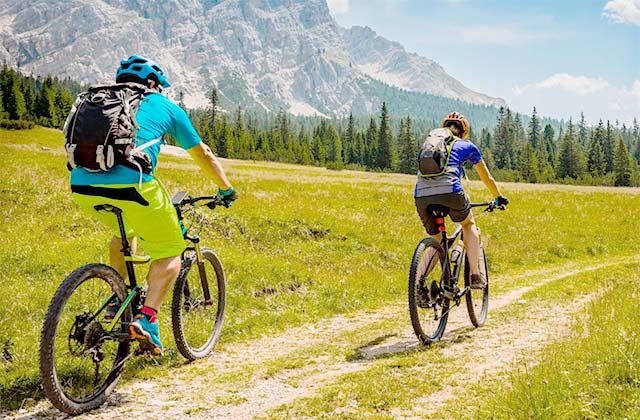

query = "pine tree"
[
  {"left": 312, "top": 134, "right": 326, "bottom": 165},
  {"left": 297, "top": 126, "right": 314, "bottom": 165},
  {"left": 514, "top": 113, "right": 526, "bottom": 144},
  {"left": 21, "top": 79, "right": 34, "bottom": 118},
  {"left": 365, "top": 116, "right": 378, "bottom": 169},
  {"left": 54, "top": 86, "right": 74, "bottom": 127},
  {"left": 493, "top": 107, "right": 515, "bottom": 169},
  {"left": 344, "top": 112, "right": 356, "bottom": 164},
  {"left": 542, "top": 124, "right": 556, "bottom": 167},
  {"left": 398, "top": 116, "right": 418, "bottom": 174},
  {"left": 586, "top": 132, "right": 605, "bottom": 176},
  {"left": 216, "top": 115, "right": 233, "bottom": 158},
  {"left": 5, "top": 76, "right": 26, "bottom": 120},
  {"left": 613, "top": 137, "right": 633, "bottom": 186},
  {"left": 577, "top": 112, "right": 588, "bottom": 147},
  {"left": 34, "top": 76, "right": 58, "bottom": 126},
  {"left": 234, "top": 106, "right": 253, "bottom": 159},
  {"left": 376, "top": 102, "right": 395, "bottom": 170},
  {"left": 556, "top": 120, "right": 585, "bottom": 180},
  {"left": 527, "top": 107, "right": 541, "bottom": 149},
  {"left": 518, "top": 142, "right": 538, "bottom": 182},
  {"left": 603, "top": 120, "right": 615, "bottom": 173},
  {"left": 325, "top": 123, "right": 343, "bottom": 166}
]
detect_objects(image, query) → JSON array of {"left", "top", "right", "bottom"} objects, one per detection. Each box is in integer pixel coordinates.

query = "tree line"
[
  {"left": 1, "top": 65, "right": 638, "bottom": 187},
  {"left": 187, "top": 87, "right": 639, "bottom": 187},
  {"left": 0, "top": 64, "right": 79, "bottom": 129}
]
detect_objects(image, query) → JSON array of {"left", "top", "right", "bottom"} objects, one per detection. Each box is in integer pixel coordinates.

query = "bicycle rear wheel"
[
  {"left": 171, "top": 247, "right": 226, "bottom": 361},
  {"left": 408, "top": 238, "right": 450, "bottom": 344},
  {"left": 465, "top": 244, "right": 489, "bottom": 327},
  {"left": 39, "top": 264, "right": 131, "bottom": 414}
]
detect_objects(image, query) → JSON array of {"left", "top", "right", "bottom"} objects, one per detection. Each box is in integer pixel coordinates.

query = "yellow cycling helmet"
[{"left": 442, "top": 112, "right": 470, "bottom": 139}]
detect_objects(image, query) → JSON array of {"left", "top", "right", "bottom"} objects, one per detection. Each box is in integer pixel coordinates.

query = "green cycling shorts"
[{"left": 71, "top": 179, "right": 184, "bottom": 260}]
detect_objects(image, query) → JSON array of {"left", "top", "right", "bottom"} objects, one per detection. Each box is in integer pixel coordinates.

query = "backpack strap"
[
  {"left": 132, "top": 137, "right": 162, "bottom": 153},
  {"left": 65, "top": 144, "right": 77, "bottom": 169},
  {"left": 441, "top": 132, "right": 458, "bottom": 170}
]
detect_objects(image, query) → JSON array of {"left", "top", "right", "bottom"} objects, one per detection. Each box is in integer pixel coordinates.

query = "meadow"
[{"left": 1, "top": 127, "right": 639, "bottom": 418}]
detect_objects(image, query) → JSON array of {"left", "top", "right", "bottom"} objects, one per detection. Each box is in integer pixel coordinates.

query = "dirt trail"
[{"left": 6, "top": 258, "right": 629, "bottom": 420}]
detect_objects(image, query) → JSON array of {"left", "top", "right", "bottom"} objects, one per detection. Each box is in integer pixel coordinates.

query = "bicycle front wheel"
[
  {"left": 408, "top": 238, "right": 450, "bottom": 344},
  {"left": 171, "top": 247, "right": 226, "bottom": 360},
  {"left": 465, "top": 244, "right": 489, "bottom": 327},
  {"left": 39, "top": 264, "right": 131, "bottom": 414}
]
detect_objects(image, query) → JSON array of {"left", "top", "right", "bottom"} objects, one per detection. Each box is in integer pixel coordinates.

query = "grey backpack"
[
  {"left": 418, "top": 128, "right": 457, "bottom": 177},
  {"left": 63, "top": 83, "right": 159, "bottom": 175}
]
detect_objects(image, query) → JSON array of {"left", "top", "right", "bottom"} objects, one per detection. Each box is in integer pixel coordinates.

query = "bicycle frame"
[
  {"left": 429, "top": 201, "right": 496, "bottom": 301},
  {"left": 92, "top": 193, "right": 225, "bottom": 328},
  {"left": 430, "top": 208, "right": 464, "bottom": 298}
]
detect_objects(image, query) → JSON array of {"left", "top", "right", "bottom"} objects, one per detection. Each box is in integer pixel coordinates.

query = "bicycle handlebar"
[
  {"left": 469, "top": 202, "right": 506, "bottom": 212},
  {"left": 174, "top": 193, "right": 229, "bottom": 209}
]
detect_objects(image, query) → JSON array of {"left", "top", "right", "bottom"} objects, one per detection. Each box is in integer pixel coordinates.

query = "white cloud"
[
  {"left": 603, "top": 0, "right": 640, "bottom": 26},
  {"left": 327, "top": 0, "right": 350, "bottom": 14},
  {"left": 514, "top": 73, "right": 610, "bottom": 95}
]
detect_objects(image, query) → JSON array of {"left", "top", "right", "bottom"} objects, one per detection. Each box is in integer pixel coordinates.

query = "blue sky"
[{"left": 327, "top": 0, "right": 640, "bottom": 125}]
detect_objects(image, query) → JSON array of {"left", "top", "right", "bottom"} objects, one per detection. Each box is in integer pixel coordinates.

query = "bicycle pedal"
[
  {"left": 455, "top": 287, "right": 469, "bottom": 299},
  {"left": 134, "top": 344, "right": 163, "bottom": 357}
]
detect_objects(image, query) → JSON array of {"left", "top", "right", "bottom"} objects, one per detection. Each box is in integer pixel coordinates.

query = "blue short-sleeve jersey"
[
  {"left": 70, "top": 92, "right": 201, "bottom": 185},
  {"left": 448, "top": 140, "right": 483, "bottom": 192}
]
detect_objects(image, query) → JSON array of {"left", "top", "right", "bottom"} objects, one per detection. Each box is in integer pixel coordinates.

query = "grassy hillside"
[{"left": 1, "top": 127, "right": 639, "bottom": 414}]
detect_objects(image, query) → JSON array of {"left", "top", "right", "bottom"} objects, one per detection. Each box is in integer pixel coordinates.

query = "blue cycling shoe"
[{"left": 129, "top": 314, "right": 163, "bottom": 355}]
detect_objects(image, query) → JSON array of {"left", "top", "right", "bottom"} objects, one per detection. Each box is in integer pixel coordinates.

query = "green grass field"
[{"left": 1, "top": 127, "right": 639, "bottom": 417}]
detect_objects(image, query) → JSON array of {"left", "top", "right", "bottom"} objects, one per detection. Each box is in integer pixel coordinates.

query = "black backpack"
[
  {"left": 418, "top": 128, "right": 457, "bottom": 177},
  {"left": 63, "top": 83, "right": 158, "bottom": 175}
]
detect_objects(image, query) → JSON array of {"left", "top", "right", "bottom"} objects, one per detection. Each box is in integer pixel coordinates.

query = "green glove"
[{"left": 216, "top": 186, "right": 239, "bottom": 206}]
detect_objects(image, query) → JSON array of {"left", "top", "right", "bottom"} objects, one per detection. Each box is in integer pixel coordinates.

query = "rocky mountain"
[
  {"left": 0, "top": 0, "right": 504, "bottom": 116},
  {"left": 342, "top": 25, "right": 503, "bottom": 107}
]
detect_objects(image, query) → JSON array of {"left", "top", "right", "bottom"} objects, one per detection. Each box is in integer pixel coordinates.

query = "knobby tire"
[
  {"left": 171, "top": 248, "right": 226, "bottom": 361},
  {"left": 39, "top": 264, "right": 131, "bottom": 414},
  {"left": 465, "top": 245, "right": 489, "bottom": 327},
  {"left": 408, "top": 238, "right": 450, "bottom": 344}
]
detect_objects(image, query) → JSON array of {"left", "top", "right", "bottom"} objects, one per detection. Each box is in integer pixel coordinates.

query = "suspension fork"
[{"left": 192, "top": 236, "right": 213, "bottom": 306}]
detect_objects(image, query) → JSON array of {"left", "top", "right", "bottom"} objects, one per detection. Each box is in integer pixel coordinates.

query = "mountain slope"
[
  {"left": 0, "top": 0, "right": 504, "bottom": 116},
  {"left": 342, "top": 25, "right": 504, "bottom": 107}
]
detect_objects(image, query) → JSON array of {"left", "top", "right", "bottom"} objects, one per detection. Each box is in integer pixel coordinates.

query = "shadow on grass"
[{"left": 347, "top": 325, "right": 477, "bottom": 362}]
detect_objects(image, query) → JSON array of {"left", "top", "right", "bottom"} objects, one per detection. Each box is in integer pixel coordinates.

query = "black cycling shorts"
[{"left": 414, "top": 191, "right": 471, "bottom": 235}]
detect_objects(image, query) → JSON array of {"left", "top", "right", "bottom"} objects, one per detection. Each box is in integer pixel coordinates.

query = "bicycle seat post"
[{"left": 94, "top": 204, "right": 136, "bottom": 284}]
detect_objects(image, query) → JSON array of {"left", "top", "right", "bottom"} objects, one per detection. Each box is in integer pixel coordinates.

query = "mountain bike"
[
  {"left": 408, "top": 202, "right": 502, "bottom": 344},
  {"left": 39, "top": 192, "right": 228, "bottom": 414}
]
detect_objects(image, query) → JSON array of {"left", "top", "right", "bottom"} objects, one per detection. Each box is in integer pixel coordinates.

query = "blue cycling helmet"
[{"left": 115, "top": 55, "right": 171, "bottom": 88}]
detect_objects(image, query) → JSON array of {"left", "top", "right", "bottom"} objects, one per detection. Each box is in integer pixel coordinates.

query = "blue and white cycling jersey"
[{"left": 70, "top": 92, "right": 201, "bottom": 186}]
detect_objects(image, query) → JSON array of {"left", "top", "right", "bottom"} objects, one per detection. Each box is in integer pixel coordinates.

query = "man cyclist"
[
  {"left": 69, "top": 55, "right": 238, "bottom": 354},
  {"left": 414, "top": 112, "right": 508, "bottom": 290}
]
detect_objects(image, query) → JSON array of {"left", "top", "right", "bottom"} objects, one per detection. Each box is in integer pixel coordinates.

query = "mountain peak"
[{"left": 0, "top": 0, "right": 504, "bottom": 114}]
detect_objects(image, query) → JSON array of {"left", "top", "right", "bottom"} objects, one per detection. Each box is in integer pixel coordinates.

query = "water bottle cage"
[{"left": 451, "top": 249, "right": 462, "bottom": 265}]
